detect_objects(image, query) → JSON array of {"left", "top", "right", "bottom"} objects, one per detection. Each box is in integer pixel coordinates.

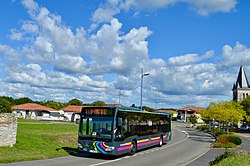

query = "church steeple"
[
  {"left": 234, "top": 65, "right": 250, "bottom": 89},
  {"left": 233, "top": 65, "right": 250, "bottom": 101}
]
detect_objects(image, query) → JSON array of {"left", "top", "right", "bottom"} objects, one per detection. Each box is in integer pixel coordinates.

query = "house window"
[{"left": 243, "top": 93, "right": 245, "bottom": 99}]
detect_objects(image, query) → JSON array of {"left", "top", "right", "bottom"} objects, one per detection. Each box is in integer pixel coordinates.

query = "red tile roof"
[
  {"left": 61, "top": 105, "right": 83, "bottom": 113},
  {"left": 178, "top": 105, "right": 205, "bottom": 111},
  {"left": 12, "top": 103, "right": 56, "bottom": 112}
]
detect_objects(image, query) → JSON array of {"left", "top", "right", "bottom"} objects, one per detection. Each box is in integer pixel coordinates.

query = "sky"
[{"left": 0, "top": 0, "right": 250, "bottom": 109}]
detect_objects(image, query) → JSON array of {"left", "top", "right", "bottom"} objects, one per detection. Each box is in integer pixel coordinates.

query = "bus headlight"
[
  {"left": 105, "top": 146, "right": 115, "bottom": 152},
  {"left": 78, "top": 143, "right": 83, "bottom": 149}
]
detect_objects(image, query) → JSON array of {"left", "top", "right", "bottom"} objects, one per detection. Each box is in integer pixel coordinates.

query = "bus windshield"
[{"left": 80, "top": 117, "right": 113, "bottom": 141}]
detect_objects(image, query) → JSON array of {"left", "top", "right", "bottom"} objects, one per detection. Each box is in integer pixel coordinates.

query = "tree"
[
  {"left": 91, "top": 101, "right": 105, "bottom": 106},
  {"left": 241, "top": 96, "right": 250, "bottom": 114},
  {"left": 131, "top": 104, "right": 136, "bottom": 107},
  {"left": 189, "top": 115, "right": 198, "bottom": 126},
  {"left": 201, "top": 102, "right": 221, "bottom": 130},
  {"left": 14, "top": 97, "right": 34, "bottom": 105},
  {"left": 38, "top": 100, "right": 65, "bottom": 110},
  {"left": 0, "top": 98, "right": 12, "bottom": 113},
  {"left": 246, "top": 116, "right": 250, "bottom": 123},
  {"left": 202, "top": 101, "right": 245, "bottom": 134},
  {"left": 67, "top": 98, "right": 83, "bottom": 106},
  {"left": 0, "top": 96, "right": 15, "bottom": 106},
  {"left": 142, "top": 106, "right": 155, "bottom": 112}
]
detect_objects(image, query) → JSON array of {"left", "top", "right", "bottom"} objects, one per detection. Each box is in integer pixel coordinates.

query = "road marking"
[
  {"left": 88, "top": 158, "right": 123, "bottom": 166},
  {"left": 89, "top": 129, "right": 189, "bottom": 166},
  {"left": 160, "top": 131, "right": 189, "bottom": 150},
  {"left": 184, "top": 151, "right": 208, "bottom": 166}
]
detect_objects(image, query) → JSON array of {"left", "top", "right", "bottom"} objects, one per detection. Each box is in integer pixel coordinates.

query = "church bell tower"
[{"left": 232, "top": 65, "right": 250, "bottom": 101}]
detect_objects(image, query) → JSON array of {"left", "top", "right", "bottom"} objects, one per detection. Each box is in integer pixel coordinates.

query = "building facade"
[
  {"left": 177, "top": 105, "right": 205, "bottom": 123},
  {"left": 60, "top": 105, "right": 83, "bottom": 121},
  {"left": 12, "top": 103, "right": 63, "bottom": 120},
  {"left": 232, "top": 65, "right": 250, "bottom": 101}
]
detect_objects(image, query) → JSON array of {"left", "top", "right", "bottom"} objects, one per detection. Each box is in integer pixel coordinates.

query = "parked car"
[
  {"left": 240, "top": 125, "right": 250, "bottom": 132},
  {"left": 211, "top": 123, "right": 219, "bottom": 129}
]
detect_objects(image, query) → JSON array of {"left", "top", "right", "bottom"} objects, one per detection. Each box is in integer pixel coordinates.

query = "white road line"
[
  {"left": 89, "top": 129, "right": 189, "bottom": 166},
  {"left": 88, "top": 158, "right": 123, "bottom": 166},
  {"left": 160, "top": 131, "right": 189, "bottom": 150},
  {"left": 184, "top": 151, "right": 208, "bottom": 166}
]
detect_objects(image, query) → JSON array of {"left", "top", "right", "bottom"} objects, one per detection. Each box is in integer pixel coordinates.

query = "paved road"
[{"left": 0, "top": 125, "right": 215, "bottom": 166}]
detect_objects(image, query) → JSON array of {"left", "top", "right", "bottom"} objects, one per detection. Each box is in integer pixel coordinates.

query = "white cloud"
[
  {"left": 187, "top": 0, "right": 237, "bottom": 16},
  {"left": 10, "top": 29, "right": 23, "bottom": 41},
  {"left": 0, "top": 0, "right": 245, "bottom": 109},
  {"left": 6, "top": 63, "right": 110, "bottom": 92},
  {"left": 15, "top": 1, "right": 153, "bottom": 76},
  {"left": 168, "top": 50, "right": 214, "bottom": 65},
  {"left": 92, "top": 0, "right": 238, "bottom": 23},
  {"left": 129, "top": 0, "right": 177, "bottom": 10},
  {"left": 222, "top": 42, "right": 250, "bottom": 67},
  {"left": 21, "top": 21, "right": 38, "bottom": 33},
  {"left": 54, "top": 55, "right": 88, "bottom": 74},
  {"left": 22, "top": 0, "right": 38, "bottom": 11},
  {"left": 0, "top": 44, "right": 22, "bottom": 62},
  {"left": 92, "top": 5, "right": 120, "bottom": 23}
]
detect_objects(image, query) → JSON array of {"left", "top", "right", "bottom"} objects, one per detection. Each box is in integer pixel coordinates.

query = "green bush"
[
  {"left": 213, "top": 142, "right": 236, "bottom": 148},
  {"left": 197, "top": 125, "right": 209, "bottom": 131},
  {"left": 228, "top": 135, "right": 242, "bottom": 145},
  {"left": 209, "top": 150, "right": 233, "bottom": 165},
  {"left": 211, "top": 129, "right": 226, "bottom": 137},
  {"left": 0, "top": 98, "right": 12, "bottom": 113}
]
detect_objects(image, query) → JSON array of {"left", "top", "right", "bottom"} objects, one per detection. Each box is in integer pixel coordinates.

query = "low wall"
[{"left": 0, "top": 113, "right": 17, "bottom": 147}]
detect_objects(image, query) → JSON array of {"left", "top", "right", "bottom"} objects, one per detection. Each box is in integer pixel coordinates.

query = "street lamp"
[{"left": 140, "top": 68, "right": 149, "bottom": 111}]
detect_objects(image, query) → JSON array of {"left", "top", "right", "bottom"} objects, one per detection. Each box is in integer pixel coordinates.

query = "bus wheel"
[
  {"left": 159, "top": 136, "right": 163, "bottom": 147},
  {"left": 129, "top": 140, "right": 137, "bottom": 155}
]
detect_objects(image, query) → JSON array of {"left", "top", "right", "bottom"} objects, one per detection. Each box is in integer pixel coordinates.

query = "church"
[{"left": 232, "top": 65, "right": 250, "bottom": 101}]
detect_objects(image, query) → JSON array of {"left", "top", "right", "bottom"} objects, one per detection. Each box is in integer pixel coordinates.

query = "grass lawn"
[
  {"left": 17, "top": 118, "right": 42, "bottom": 123},
  {"left": 0, "top": 121, "right": 79, "bottom": 163},
  {"left": 215, "top": 153, "right": 250, "bottom": 166}
]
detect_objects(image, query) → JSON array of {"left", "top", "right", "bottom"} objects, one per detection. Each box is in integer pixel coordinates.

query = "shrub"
[
  {"left": 213, "top": 142, "right": 236, "bottom": 148},
  {"left": 198, "top": 125, "right": 209, "bottom": 131},
  {"left": 211, "top": 129, "right": 226, "bottom": 137},
  {"left": 228, "top": 135, "right": 242, "bottom": 145},
  {"left": 209, "top": 150, "right": 233, "bottom": 165},
  {"left": 0, "top": 98, "right": 12, "bottom": 113},
  {"left": 217, "top": 135, "right": 230, "bottom": 144}
]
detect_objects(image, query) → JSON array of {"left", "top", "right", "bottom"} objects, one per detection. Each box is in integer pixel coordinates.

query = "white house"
[
  {"left": 60, "top": 105, "right": 83, "bottom": 121},
  {"left": 12, "top": 103, "right": 63, "bottom": 120},
  {"left": 177, "top": 105, "right": 205, "bottom": 123}
]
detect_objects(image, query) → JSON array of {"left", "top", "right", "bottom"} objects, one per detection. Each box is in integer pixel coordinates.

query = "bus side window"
[{"left": 115, "top": 112, "right": 128, "bottom": 141}]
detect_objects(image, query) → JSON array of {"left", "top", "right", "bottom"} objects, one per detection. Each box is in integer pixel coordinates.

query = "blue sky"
[{"left": 1, "top": 0, "right": 250, "bottom": 109}]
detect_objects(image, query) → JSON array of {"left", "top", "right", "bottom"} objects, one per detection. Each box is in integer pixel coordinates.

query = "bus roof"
[{"left": 82, "top": 106, "right": 171, "bottom": 116}]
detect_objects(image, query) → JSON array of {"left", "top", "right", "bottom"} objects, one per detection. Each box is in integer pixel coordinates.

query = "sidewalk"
[
  {"left": 186, "top": 132, "right": 250, "bottom": 166},
  {"left": 236, "top": 133, "right": 250, "bottom": 151}
]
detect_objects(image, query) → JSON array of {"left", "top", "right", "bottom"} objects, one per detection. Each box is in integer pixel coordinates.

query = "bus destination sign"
[{"left": 84, "top": 108, "right": 113, "bottom": 116}]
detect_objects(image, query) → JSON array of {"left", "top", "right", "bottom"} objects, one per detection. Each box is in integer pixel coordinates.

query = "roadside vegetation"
[
  {"left": 209, "top": 151, "right": 250, "bottom": 166},
  {"left": 0, "top": 95, "right": 157, "bottom": 113},
  {"left": 0, "top": 120, "right": 79, "bottom": 163},
  {"left": 197, "top": 125, "right": 242, "bottom": 148},
  {"left": 201, "top": 101, "right": 246, "bottom": 134},
  {"left": 199, "top": 97, "right": 250, "bottom": 165}
]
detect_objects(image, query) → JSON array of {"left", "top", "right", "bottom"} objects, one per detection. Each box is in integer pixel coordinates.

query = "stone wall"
[{"left": 0, "top": 113, "right": 17, "bottom": 147}]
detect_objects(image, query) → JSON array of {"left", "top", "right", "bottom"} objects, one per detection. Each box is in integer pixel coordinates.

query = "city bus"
[{"left": 78, "top": 106, "right": 172, "bottom": 155}]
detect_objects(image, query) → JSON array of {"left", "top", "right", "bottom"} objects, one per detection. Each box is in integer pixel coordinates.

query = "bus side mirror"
[{"left": 118, "top": 118, "right": 122, "bottom": 127}]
